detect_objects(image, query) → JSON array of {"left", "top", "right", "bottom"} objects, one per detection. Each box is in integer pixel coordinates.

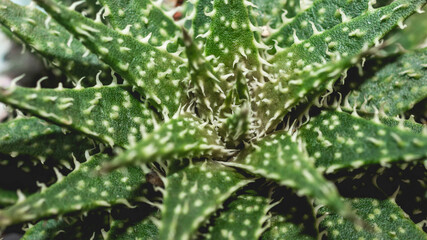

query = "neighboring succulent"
[{"left": 0, "top": 0, "right": 426, "bottom": 239}]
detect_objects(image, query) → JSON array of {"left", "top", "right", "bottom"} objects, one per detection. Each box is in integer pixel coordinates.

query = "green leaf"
[
  {"left": 0, "top": 188, "right": 17, "bottom": 207},
  {"left": 21, "top": 211, "right": 109, "bottom": 240},
  {"left": 251, "top": 0, "right": 301, "bottom": 28},
  {"left": 0, "top": 86, "right": 155, "bottom": 148},
  {"left": 105, "top": 209, "right": 159, "bottom": 240},
  {"left": 102, "top": 113, "right": 228, "bottom": 171},
  {"left": 319, "top": 198, "right": 427, "bottom": 239},
  {"left": 34, "top": 0, "right": 189, "bottom": 116},
  {"left": 0, "top": 153, "right": 149, "bottom": 227},
  {"left": 383, "top": 5, "right": 427, "bottom": 54},
  {"left": 345, "top": 49, "right": 427, "bottom": 116},
  {"left": 0, "top": 0, "right": 109, "bottom": 86},
  {"left": 190, "top": 0, "right": 213, "bottom": 45},
  {"left": 218, "top": 103, "right": 250, "bottom": 148},
  {"left": 224, "top": 131, "right": 349, "bottom": 217},
  {"left": 99, "top": 0, "right": 182, "bottom": 52},
  {"left": 203, "top": 0, "right": 262, "bottom": 87},
  {"left": 204, "top": 192, "right": 270, "bottom": 240},
  {"left": 159, "top": 161, "right": 250, "bottom": 240},
  {"left": 261, "top": 215, "right": 315, "bottom": 240},
  {"left": 265, "top": 0, "right": 371, "bottom": 50},
  {"left": 0, "top": 117, "right": 92, "bottom": 168},
  {"left": 183, "top": 30, "right": 224, "bottom": 121},
  {"left": 300, "top": 110, "right": 427, "bottom": 173},
  {"left": 253, "top": 0, "right": 426, "bottom": 133}
]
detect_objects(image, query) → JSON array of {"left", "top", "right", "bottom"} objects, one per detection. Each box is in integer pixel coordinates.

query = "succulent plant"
[{"left": 0, "top": 0, "right": 426, "bottom": 239}]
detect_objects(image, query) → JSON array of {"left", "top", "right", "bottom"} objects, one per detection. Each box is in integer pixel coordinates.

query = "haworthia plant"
[{"left": 0, "top": 0, "right": 426, "bottom": 239}]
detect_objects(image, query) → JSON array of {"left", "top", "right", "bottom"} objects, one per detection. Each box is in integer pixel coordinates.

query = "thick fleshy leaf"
[
  {"left": 319, "top": 198, "right": 427, "bottom": 239},
  {"left": 253, "top": 0, "right": 426, "bottom": 133},
  {"left": 0, "top": 117, "right": 92, "bottom": 167},
  {"left": 205, "top": 192, "right": 270, "bottom": 240},
  {"left": 0, "top": 86, "right": 154, "bottom": 148},
  {"left": 102, "top": 113, "right": 228, "bottom": 171},
  {"left": 224, "top": 131, "right": 349, "bottom": 216},
  {"left": 218, "top": 104, "right": 250, "bottom": 148},
  {"left": 183, "top": 30, "right": 224, "bottom": 121},
  {"left": 300, "top": 110, "right": 427, "bottom": 173},
  {"left": 265, "top": 0, "right": 371, "bottom": 50},
  {"left": 159, "top": 161, "right": 250, "bottom": 240},
  {"left": 261, "top": 215, "right": 315, "bottom": 240},
  {"left": 251, "top": 0, "right": 301, "bottom": 28},
  {"left": 105, "top": 209, "right": 159, "bottom": 240},
  {"left": 0, "top": 188, "right": 17, "bottom": 207},
  {"left": 99, "top": 0, "right": 182, "bottom": 52},
  {"left": 0, "top": 0, "right": 109, "bottom": 86},
  {"left": 21, "top": 211, "right": 109, "bottom": 240},
  {"left": 0, "top": 154, "right": 149, "bottom": 227},
  {"left": 383, "top": 5, "right": 427, "bottom": 54},
  {"left": 35, "top": 0, "right": 188, "bottom": 116},
  {"left": 346, "top": 49, "right": 427, "bottom": 116},
  {"left": 204, "top": 0, "right": 262, "bottom": 86}
]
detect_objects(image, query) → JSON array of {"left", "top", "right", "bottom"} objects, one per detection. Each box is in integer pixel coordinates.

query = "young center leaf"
[
  {"left": 223, "top": 131, "right": 350, "bottom": 218},
  {"left": 101, "top": 113, "right": 229, "bottom": 172}
]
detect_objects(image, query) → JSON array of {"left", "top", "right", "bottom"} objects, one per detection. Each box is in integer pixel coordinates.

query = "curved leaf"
[
  {"left": 35, "top": 0, "right": 189, "bottom": 116},
  {"left": 0, "top": 86, "right": 155, "bottom": 148},
  {"left": 300, "top": 110, "right": 427, "bottom": 173},
  {"left": 0, "top": 0, "right": 109, "bottom": 86},
  {"left": 0, "top": 154, "right": 149, "bottom": 227},
  {"left": 159, "top": 161, "right": 250, "bottom": 240}
]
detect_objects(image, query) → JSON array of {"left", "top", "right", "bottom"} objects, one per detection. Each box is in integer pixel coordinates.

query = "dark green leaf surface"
[
  {"left": 184, "top": 30, "right": 224, "bottom": 121},
  {"left": 0, "top": 117, "right": 92, "bottom": 167},
  {"left": 0, "top": 0, "right": 109, "bottom": 86},
  {"left": 0, "top": 86, "right": 154, "bottom": 148},
  {"left": 106, "top": 214, "right": 158, "bottom": 240},
  {"left": 99, "top": 0, "right": 182, "bottom": 52},
  {"left": 204, "top": 0, "right": 262, "bottom": 89},
  {"left": 35, "top": 0, "right": 189, "bottom": 116},
  {"left": 261, "top": 215, "right": 315, "bottom": 240},
  {"left": 102, "top": 114, "right": 228, "bottom": 171},
  {"left": 253, "top": 0, "right": 426, "bottom": 133},
  {"left": 319, "top": 198, "right": 427, "bottom": 240},
  {"left": 346, "top": 49, "right": 427, "bottom": 116},
  {"left": 21, "top": 211, "right": 109, "bottom": 240},
  {"left": 251, "top": 0, "right": 301, "bottom": 28},
  {"left": 0, "top": 154, "right": 148, "bottom": 227},
  {"left": 300, "top": 110, "right": 427, "bottom": 173},
  {"left": 205, "top": 192, "right": 269, "bottom": 240},
  {"left": 265, "top": 0, "right": 371, "bottom": 50},
  {"left": 225, "top": 131, "right": 349, "bottom": 216},
  {"left": 0, "top": 188, "right": 17, "bottom": 207},
  {"left": 159, "top": 161, "right": 250, "bottom": 240}
]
